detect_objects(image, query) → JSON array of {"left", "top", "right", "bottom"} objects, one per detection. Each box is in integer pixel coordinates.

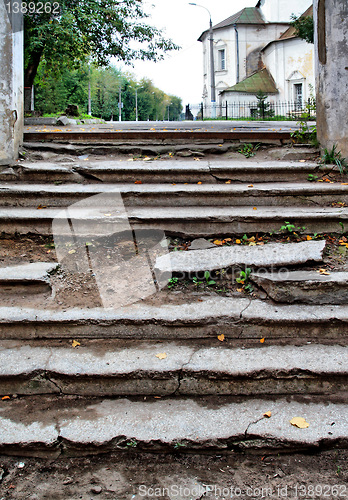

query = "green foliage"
[
  {"left": 279, "top": 221, "right": 306, "bottom": 238},
  {"left": 307, "top": 174, "right": 318, "bottom": 182},
  {"left": 167, "top": 277, "right": 179, "bottom": 289},
  {"left": 204, "top": 271, "right": 216, "bottom": 286},
  {"left": 34, "top": 64, "right": 183, "bottom": 120},
  {"left": 290, "top": 13, "right": 314, "bottom": 44},
  {"left": 321, "top": 145, "right": 348, "bottom": 175},
  {"left": 236, "top": 268, "right": 253, "bottom": 293},
  {"left": 24, "top": 0, "right": 179, "bottom": 87},
  {"left": 238, "top": 143, "right": 260, "bottom": 158}
]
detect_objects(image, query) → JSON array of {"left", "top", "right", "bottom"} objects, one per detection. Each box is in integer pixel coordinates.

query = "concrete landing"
[
  {"left": 251, "top": 270, "right": 348, "bottom": 304},
  {"left": 0, "top": 342, "right": 346, "bottom": 397},
  {"left": 155, "top": 240, "right": 326, "bottom": 274},
  {"left": 0, "top": 397, "right": 346, "bottom": 457}
]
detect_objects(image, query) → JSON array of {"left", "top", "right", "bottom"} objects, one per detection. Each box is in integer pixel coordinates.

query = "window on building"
[
  {"left": 294, "top": 83, "right": 303, "bottom": 108},
  {"left": 218, "top": 49, "right": 226, "bottom": 71}
]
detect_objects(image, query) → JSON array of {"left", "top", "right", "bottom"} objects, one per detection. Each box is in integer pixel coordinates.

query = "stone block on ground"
[{"left": 251, "top": 270, "right": 348, "bottom": 304}]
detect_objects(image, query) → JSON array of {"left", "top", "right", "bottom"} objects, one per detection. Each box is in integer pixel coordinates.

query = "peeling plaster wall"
[
  {"left": 0, "top": 3, "right": 23, "bottom": 166},
  {"left": 314, "top": 0, "right": 348, "bottom": 157}
]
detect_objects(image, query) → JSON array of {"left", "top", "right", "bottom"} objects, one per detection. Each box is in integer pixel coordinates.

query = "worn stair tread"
[
  {"left": 0, "top": 298, "right": 348, "bottom": 340},
  {"left": 0, "top": 342, "right": 346, "bottom": 397},
  {"left": 1, "top": 342, "right": 346, "bottom": 377},
  {"left": 0, "top": 397, "right": 347, "bottom": 455},
  {"left": 251, "top": 270, "right": 348, "bottom": 305},
  {"left": 0, "top": 262, "right": 58, "bottom": 283},
  {"left": 0, "top": 205, "right": 347, "bottom": 220},
  {"left": 155, "top": 240, "right": 326, "bottom": 274}
]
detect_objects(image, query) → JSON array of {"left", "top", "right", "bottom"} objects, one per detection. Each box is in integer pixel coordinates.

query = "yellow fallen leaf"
[
  {"left": 225, "top": 238, "right": 232, "bottom": 242},
  {"left": 134, "top": 180, "right": 142, "bottom": 184},
  {"left": 253, "top": 207, "right": 257, "bottom": 211},
  {"left": 225, "top": 180, "right": 232, "bottom": 184},
  {"left": 299, "top": 160, "right": 306, "bottom": 163},
  {"left": 213, "top": 240, "right": 223, "bottom": 246},
  {"left": 260, "top": 338, "right": 265, "bottom": 344},
  {"left": 235, "top": 239, "right": 241, "bottom": 244},
  {"left": 318, "top": 268, "right": 330, "bottom": 275},
  {"left": 72, "top": 340, "right": 80, "bottom": 348},
  {"left": 104, "top": 213, "right": 112, "bottom": 217},
  {"left": 37, "top": 205, "right": 47, "bottom": 210},
  {"left": 237, "top": 288, "right": 244, "bottom": 293},
  {"left": 248, "top": 184, "right": 254, "bottom": 188},
  {"left": 68, "top": 249, "right": 76, "bottom": 254},
  {"left": 217, "top": 334, "right": 225, "bottom": 342},
  {"left": 156, "top": 353, "right": 167, "bottom": 360},
  {"left": 194, "top": 158, "right": 201, "bottom": 161},
  {"left": 197, "top": 181, "right": 202, "bottom": 184},
  {"left": 263, "top": 411, "right": 272, "bottom": 418},
  {"left": 249, "top": 242, "right": 257, "bottom": 246},
  {"left": 290, "top": 417, "right": 309, "bottom": 429},
  {"left": 2, "top": 396, "right": 10, "bottom": 400},
  {"left": 306, "top": 235, "right": 312, "bottom": 240}
]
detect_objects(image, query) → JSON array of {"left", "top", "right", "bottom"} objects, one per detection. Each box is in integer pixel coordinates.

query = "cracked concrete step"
[
  {"left": 1, "top": 298, "right": 348, "bottom": 340},
  {"left": 251, "top": 270, "right": 348, "bottom": 305},
  {"left": 0, "top": 262, "right": 58, "bottom": 294},
  {"left": 0, "top": 206, "right": 347, "bottom": 236},
  {"left": 1, "top": 182, "right": 348, "bottom": 208},
  {"left": 15, "top": 160, "right": 328, "bottom": 184},
  {"left": 155, "top": 240, "right": 326, "bottom": 275},
  {"left": 0, "top": 396, "right": 347, "bottom": 457},
  {"left": 0, "top": 341, "right": 346, "bottom": 397}
]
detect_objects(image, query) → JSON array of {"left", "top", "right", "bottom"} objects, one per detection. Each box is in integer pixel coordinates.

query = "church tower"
[{"left": 257, "top": 0, "right": 312, "bottom": 22}]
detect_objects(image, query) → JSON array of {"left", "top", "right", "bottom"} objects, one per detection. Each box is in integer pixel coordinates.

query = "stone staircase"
[{"left": 0, "top": 155, "right": 347, "bottom": 458}]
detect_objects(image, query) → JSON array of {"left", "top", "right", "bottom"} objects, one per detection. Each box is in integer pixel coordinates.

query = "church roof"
[
  {"left": 278, "top": 5, "right": 313, "bottom": 40},
  {"left": 198, "top": 7, "right": 266, "bottom": 41},
  {"left": 221, "top": 68, "right": 278, "bottom": 94}
]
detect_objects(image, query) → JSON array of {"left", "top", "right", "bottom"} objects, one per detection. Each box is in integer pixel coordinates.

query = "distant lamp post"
[
  {"left": 189, "top": 2, "right": 216, "bottom": 118},
  {"left": 135, "top": 86, "right": 143, "bottom": 122}
]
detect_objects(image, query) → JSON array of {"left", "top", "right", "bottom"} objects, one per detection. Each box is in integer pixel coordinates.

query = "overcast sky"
[{"left": 117, "top": 0, "right": 256, "bottom": 106}]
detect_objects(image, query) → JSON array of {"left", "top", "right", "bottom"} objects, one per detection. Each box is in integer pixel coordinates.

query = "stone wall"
[
  {"left": 0, "top": 3, "right": 23, "bottom": 165},
  {"left": 314, "top": 0, "right": 348, "bottom": 157}
]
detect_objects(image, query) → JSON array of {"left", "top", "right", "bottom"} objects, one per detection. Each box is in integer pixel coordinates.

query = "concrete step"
[
  {"left": 0, "top": 206, "right": 347, "bottom": 236},
  {"left": 0, "top": 262, "right": 57, "bottom": 294},
  {"left": 0, "top": 298, "right": 347, "bottom": 340},
  {"left": 251, "top": 270, "right": 348, "bottom": 305},
  {"left": 155, "top": 240, "right": 326, "bottom": 275},
  {"left": 0, "top": 396, "right": 346, "bottom": 457},
  {"left": 0, "top": 341, "right": 346, "bottom": 397},
  {"left": 14, "top": 160, "right": 328, "bottom": 184},
  {"left": 1, "top": 182, "right": 347, "bottom": 208}
]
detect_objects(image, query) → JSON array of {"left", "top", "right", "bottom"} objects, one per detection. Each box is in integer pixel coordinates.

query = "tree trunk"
[{"left": 24, "top": 49, "right": 44, "bottom": 111}]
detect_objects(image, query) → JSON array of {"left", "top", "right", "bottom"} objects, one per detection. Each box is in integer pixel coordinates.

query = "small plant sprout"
[
  {"left": 279, "top": 221, "right": 306, "bottom": 238},
  {"left": 126, "top": 439, "right": 138, "bottom": 448},
  {"left": 307, "top": 174, "right": 318, "bottom": 182},
  {"left": 168, "top": 277, "right": 179, "bottom": 289},
  {"left": 204, "top": 271, "right": 216, "bottom": 286},
  {"left": 236, "top": 268, "right": 254, "bottom": 293},
  {"left": 238, "top": 143, "right": 260, "bottom": 158},
  {"left": 321, "top": 144, "right": 348, "bottom": 175}
]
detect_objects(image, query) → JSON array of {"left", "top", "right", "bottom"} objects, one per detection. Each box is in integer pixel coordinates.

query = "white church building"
[{"left": 198, "top": 0, "right": 314, "bottom": 117}]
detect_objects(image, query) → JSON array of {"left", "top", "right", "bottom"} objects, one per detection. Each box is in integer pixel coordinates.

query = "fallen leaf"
[
  {"left": 37, "top": 205, "right": 47, "bottom": 210},
  {"left": 72, "top": 340, "right": 80, "bottom": 348},
  {"left": 249, "top": 242, "right": 257, "bottom": 246},
  {"left": 253, "top": 207, "right": 257, "bottom": 211},
  {"left": 2, "top": 396, "right": 10, "bottom": 400},
  {"left": 197, "top": 181, "right": 202, "bottom": 184},
  {"left": 341, "top": 183, "right": 348, "bottom": 185},
  {"left": 213, "top": 240, "right": 223, "bottom": 246},
  {"left": 68, "top": 249, "right": 76, "bottom": 255},
  {"left": 306, "top": 235, "right": 312, "bottom": 240},
  {"left": 263, "top": 411, "right": 272, "bottom": 418},
  {"left": 156, "top": 353, "right": 167, "bottom": 360},
  {"left": 154, "top": 396, "right": 162, "bottom": 398},
  {"left": 104, "top": 213, "right": 112, "bottom": 217},
  {"left": 299, "top": 160, "right": 306, "bottom": 163},
  {"left": 318, "top": 268, "right": 330, "bottom": 275},
  {"left": 225, "top": 238, "right": 232, "bottom": 242},
  {"left": 237, "top": 288, "right": 244, "bottom": 293},
  {"left": 290, "top": 417, "right": 309, "bottom": 428},
  {"left": 225, "top": 180, "right": 232, "bottom": 184},
  {"left": 260, "top": 338, "right": 265, "bottom": 343},
  {"left": 134, "top": 180, "right": 142, "bottom": 184},
  {"left": 217, "top": 334, "right": 225, "bottom": 342},
  {"left": 194, "top": 157, "right": 201, "bottom": 161},
  {"left": 248, "top": 184, "right": 254, "bottom": 188},
  {"left": 235, "top": 239, "right": 241, "bottom": 244}
]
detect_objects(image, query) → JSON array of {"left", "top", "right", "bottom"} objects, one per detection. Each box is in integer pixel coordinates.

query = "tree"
[
  {"left": 24, "top": 0, "right": 179, "bottom": 102},
  {"left": 290, "top": 13, "right": 314, "bottom": 44},
  {"left": 255, "top": 90, "right": 274, "bottom": 119}
]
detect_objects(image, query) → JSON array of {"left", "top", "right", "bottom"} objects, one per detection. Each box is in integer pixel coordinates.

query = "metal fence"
[{"left": 187, "top": 101, "right": 316, "bottom": 121}]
